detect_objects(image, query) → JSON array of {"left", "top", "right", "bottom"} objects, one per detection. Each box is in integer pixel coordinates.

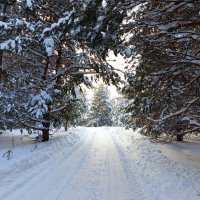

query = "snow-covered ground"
[
  {"left": 0, "top": 127, "right": 200, "bottom": 200},
  {"left": 161, "top": 142, "right": 200, "bottom": 167}
]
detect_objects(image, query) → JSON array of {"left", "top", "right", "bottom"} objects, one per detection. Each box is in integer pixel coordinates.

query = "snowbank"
[{"left": 0, "top": 128, "right": 81, "bottom": 182}]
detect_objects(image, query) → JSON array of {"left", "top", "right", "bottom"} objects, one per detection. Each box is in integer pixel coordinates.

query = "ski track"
[{"left": 1, "top": 127, "right": 200, "bottom": 200}]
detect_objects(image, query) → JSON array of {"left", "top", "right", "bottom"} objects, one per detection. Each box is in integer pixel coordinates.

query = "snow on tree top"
[
  {"left": 43, "top": 37, "right": 54, "bottom": 56},
  {"left": 70, "top": 26, "right": 81, "bottom": 37},
  {"left": 31, "top": 91, "right": 53, "bottom": 105},
  {"left": 28, "top": 91, "right": 53, "bottom": 119},
  {"left": 124, "top": 48, "right": 133, "bottom": 57},
  {"left": 26, "top": 0, "right": 33, "bottom": 9},
  {"left": 0, "top": 21, "right": 10, "bottom": 29}
]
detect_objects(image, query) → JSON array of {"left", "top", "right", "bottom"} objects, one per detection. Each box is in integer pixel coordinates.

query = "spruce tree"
[
  {"left": 111, "top": 96, "right": 128, "bottom": 127},
  {"left": 89, "top": 84, "right": 112, "bottom": 127}
]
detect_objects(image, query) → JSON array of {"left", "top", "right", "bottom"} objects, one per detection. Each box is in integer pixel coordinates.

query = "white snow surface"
[
  {"left": 161, "top": 142, "right": 200, "bottom": 167},
  {"left": 0, "top": 127, "right": 200, "bottom": 200}
]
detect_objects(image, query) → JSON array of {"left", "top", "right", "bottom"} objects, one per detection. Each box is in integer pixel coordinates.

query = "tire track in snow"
[
  {"left": 56, "top": 131, "right": 109, "bottom": 200},
  {"left": 53, "top": 128, "right": 137, "bottom": 200},
  {"left": 1, "top": 132, "right": 96, "bottom": 200},
  {"left": 110, "top": 131, "right": 148, "bottom": 200},
  {"left": 107, "top": 132, "right": 134, "bottom": 200},
  {"left": 2, "top": 127, "right": 198, "bottom": 200},
  {"left": 52, "top": 132, "right": 100, "bottom": 200}
]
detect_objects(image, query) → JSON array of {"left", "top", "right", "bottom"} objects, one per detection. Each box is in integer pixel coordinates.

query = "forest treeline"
[{"left": 1, "top": 0, "right": 200, "bottom": 142}]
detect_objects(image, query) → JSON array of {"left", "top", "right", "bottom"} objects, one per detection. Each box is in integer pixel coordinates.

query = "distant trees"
[
  {"left": 55, "top": 89, "right": 89, "bottom": 131},
  {"left": 111, "top": 96, "right": 128, "bottom": 127},
  {"left": 122, "top": 1, "right": 200, "bottom": 141},
  {"left": 89, "top": 85, "right": 112, "bottom": 127}
]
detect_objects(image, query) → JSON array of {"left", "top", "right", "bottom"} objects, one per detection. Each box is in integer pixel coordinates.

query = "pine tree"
[
  {"left": 75, "top": 90, "right": 89, "bottom": 126},
  {"left": 111, "top": 96, "right": 128, "bottom": 127},
  {"left": 89, "top": 84, "right": 112, "bottom": 127},
  {"left": 53, "top": 88, "right": 89, "bottom": 130}
]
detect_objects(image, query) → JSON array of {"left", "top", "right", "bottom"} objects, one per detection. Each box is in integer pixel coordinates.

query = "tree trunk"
[
  {"left": 177, "top": 134, "right": 184, "bottom": 142},
  {"left": 42, "top": 113, "right": 50, "bottom": 142},
  {"left": 0, "top": 50, "right": 3, "bottom": 83},
  {"left": 42, "top": 58, "right": 49, "bottom": 80},
  {"left": 56, "top": 46, "right": 62, "bottom": 85},
  {"left": 0, "top": 5, "right": 7, "bottom": 83},
  {"left": 176, "top": 126, "right": 184, "bottom": 142},
  {"left": 64, "top": 123, "right": 68, "bottom": 131},
  {"left": 42, "top": 128, "right": 49, "bottom": 142}
]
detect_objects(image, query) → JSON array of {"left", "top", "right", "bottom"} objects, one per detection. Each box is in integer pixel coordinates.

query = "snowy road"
[{"left": 0, "top": 127, "right": 200, "bottom": 200}]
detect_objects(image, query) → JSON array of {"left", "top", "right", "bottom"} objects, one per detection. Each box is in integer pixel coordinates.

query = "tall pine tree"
[{"left": 89, "top": 84, "right": 112, "bottom": 127}]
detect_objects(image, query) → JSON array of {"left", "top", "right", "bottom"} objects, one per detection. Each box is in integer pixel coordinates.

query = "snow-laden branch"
[
  {"left": 41, "top": 9, "right": 75, "bottom": 38},
  {"left": 147, "top": 97, "right": 199, "bottom": 122},
  {"left": 50, "top": 105, "right": 67, "bottom": 113},
  {"left": 19, "top": 120, "right": 48, "bottom": 131},
  {"left": 182, "top": 116, "right": 200, "bottom": 127}
]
